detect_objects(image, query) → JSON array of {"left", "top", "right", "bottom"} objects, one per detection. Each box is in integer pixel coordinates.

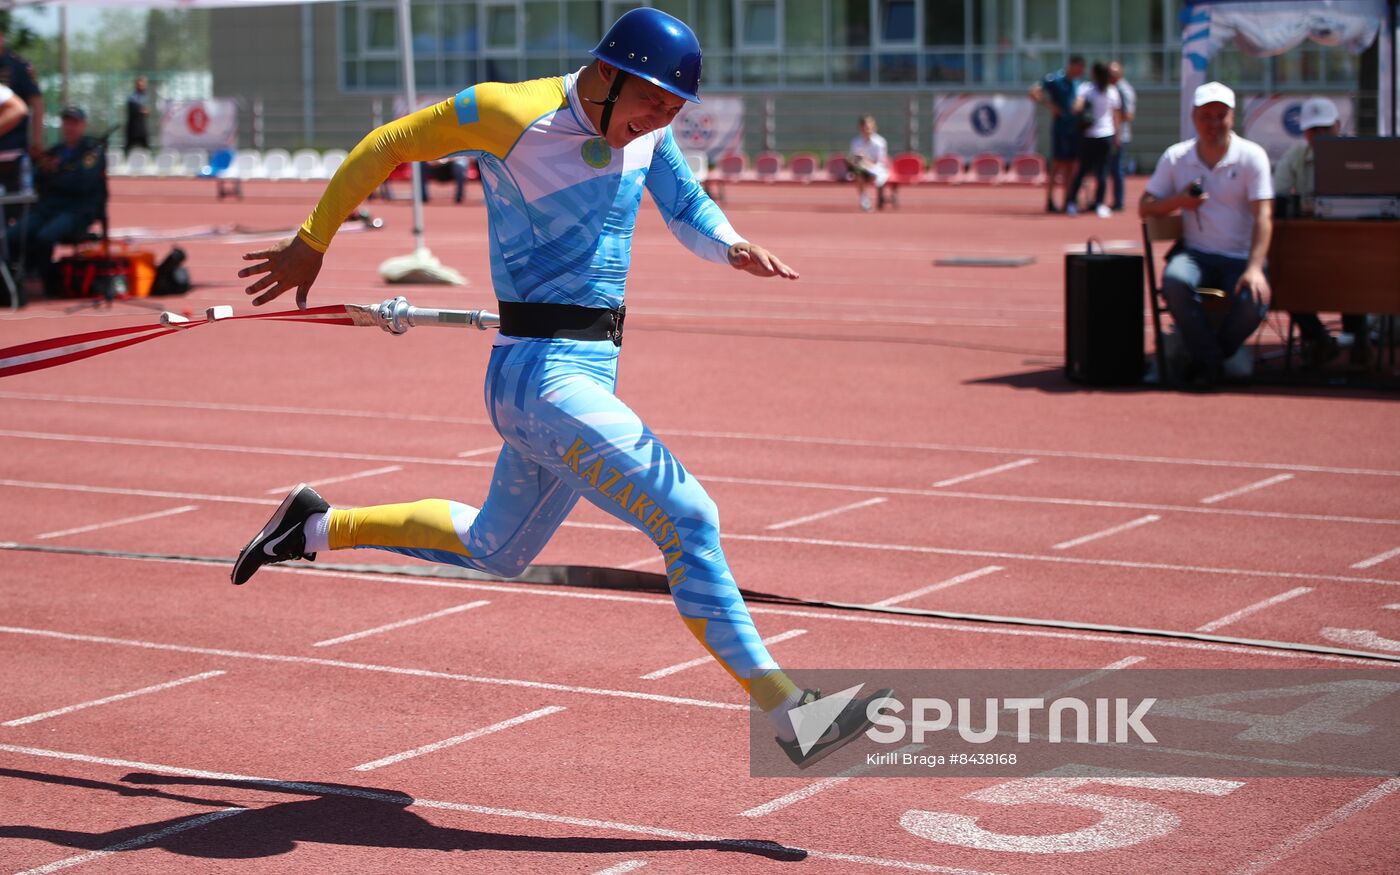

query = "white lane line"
[
  {"left": 0, "top": 479, "right": 279, "bottom": 506},
  {"left": 33, "top": 505, "right": 200, "bottom": 541},
  {"left": 870, "top": 566, "right": 1004, "bottom": 607},
  {"left": 15, "top": 808, "right": 248, "bottom": 875},
  {"left": 1353, "top": 546, "right": 1400, "bottom": 570},
  {"left": 7, "top": 468, "right": 1400, "bottom": 528},
  {"left": 456, "top": 446, "right": 501, "bottom": 458},
  {"left": 765, "top": 497, "right": 887, "bottom": 531},
  {"left": 739, "top": 656, "right": 1146, "bottom": 819},
  {"left": 0, "top": 743, "right": 1007, "bottom": 875},
  {"left": 313, "top": 600, "right": 491, "bottom": 648},
  {"left": 932, "top": 458, "right": 1037, "bottom": 488},
  {"left": 1052, "top": 515, "right": 1161, "bottom": 550},
  {"left": 618, "top": 555, "right": 663, "bottom": 570},
  {"left": 591, "top": 862, "right": 648, "bottom": 875},
  {"left": 1230, "top": 778, "right": 1400, "bottom": 875},
  {"left": 1319, "top": 628, "right": 1400, "bottom": 653},
  {"left": 1199, "top": 474, "right": 1295, "bottom": 505},
  {"left": 0, "top": 390, "right": 494, "bottom": 427},
  {"left": 264, "top": 464, "right": 401, "bottom": 495},
  {"left": 3, "top": 670, "right": 227, "bottom": 727},
  {"left": 739, "top": 775, "right": 855, "bottom": 818},
  {"left": 353, "top": 706, "right": 565, "bottom": 771},
  {"left": 0, "top": 430, "right": 496, "bottom": 471},
  {"left": 5, "top": 396, "right": 1399, "bottom": 477},
  {"left": 0, "top": 625, "right": 746, "bottom": 711},
  {"left": 641, "top": 629, "right": 807, "bottom": 680},
  {"left": 1195, "top": 587, "right": 1314, "bottom": 633}
]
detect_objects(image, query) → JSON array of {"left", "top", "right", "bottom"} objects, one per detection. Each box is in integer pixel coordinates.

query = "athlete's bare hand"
[
  {"left": 728, "top": 242, "right": 799, "bottom": 280},
  {"left": 240, "top": 236, "right": 324, "bottom": 308}
]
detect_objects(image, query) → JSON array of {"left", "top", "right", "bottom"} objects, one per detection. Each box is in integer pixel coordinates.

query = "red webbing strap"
[{"left": 0, "top": 304, "right": 363, "bottom": 378}]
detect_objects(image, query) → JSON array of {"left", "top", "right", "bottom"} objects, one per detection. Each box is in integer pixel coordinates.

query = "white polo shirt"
[
  {"left": 1145, "top": 134, "right": 1273, "bottom": 260},
  {"left": 1074, "top": 81, "right": 1121, "bottom": 140}
]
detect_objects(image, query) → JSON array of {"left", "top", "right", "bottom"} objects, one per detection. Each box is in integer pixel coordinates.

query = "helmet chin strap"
[{"left": 585, "top": 69, "right": 630, "bottom": 137}]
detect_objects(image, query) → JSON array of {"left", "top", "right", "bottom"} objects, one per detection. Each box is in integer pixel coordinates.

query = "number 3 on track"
[{"left": 901, "top": 772, "right": 1242, "bottom": 854}]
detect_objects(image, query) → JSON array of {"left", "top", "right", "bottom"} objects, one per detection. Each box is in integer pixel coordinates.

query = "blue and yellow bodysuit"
[{"left": 297, "top": 71, "right": 795, "bottom": 709}]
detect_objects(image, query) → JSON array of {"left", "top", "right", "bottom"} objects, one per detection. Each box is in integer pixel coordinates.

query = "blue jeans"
[
  {"left": 1161, "top": 248, "right": 1266, "bottom": 370},
  {"left": 1109, "top": 146, "right": 1125, "bottom": 209}
]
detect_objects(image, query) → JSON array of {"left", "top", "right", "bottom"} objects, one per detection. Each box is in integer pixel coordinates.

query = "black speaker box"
[{"left": 1064, "top": 251, "right": 1145, "bottom": 385}]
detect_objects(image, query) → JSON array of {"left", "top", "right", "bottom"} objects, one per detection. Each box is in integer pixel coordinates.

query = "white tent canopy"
[{"left": 1180, "top": 0, "right": 1398, "bottom": 137}]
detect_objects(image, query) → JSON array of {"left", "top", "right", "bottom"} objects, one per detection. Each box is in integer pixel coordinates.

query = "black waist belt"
[{"left": 497, "top": 301, "right": 625, "bottom": 346}]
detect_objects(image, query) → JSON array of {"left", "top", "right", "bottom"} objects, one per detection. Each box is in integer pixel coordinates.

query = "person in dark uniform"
[
  {"left": 0, "top": 30, "right": 44, "bottom": 159},
  {"left": 7, "top": 106, "right": 105, "bottom": 282},
  {"left": 126, "top": 76, "right": 151, "bottom": 150}
]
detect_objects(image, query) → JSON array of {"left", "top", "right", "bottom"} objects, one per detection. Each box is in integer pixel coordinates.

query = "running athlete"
[{"left": 233, "top": 9, "right": 889, "bottom": 768}]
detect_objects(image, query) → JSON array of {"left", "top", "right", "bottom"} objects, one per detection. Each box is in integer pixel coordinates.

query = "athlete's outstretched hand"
[
  {"left": 240, "top": 236, "right": 325, "bottom": 308},
  {"left": 728, "top": 242, "right": 799, "bottom": 280}
]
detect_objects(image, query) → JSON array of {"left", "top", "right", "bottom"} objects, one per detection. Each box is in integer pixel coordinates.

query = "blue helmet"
[{"left": 591, "top": 8, "right": 702, "bottom": 103}]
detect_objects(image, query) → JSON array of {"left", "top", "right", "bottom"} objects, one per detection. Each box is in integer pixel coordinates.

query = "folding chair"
[
  {"left": 887, "top": 153, "right": 928, "bottom": 209},
  {"left": 1142, "top": 214, "right": 1198, "bottom": 384},
  {"left": 753, "top": 151, "right": 784, "bottom": 182},
  {"left": 825, "top": 153, "right": 851, "bottom": 182},
  {"left": 787, "top": 152, "right": 819, "bottom": 183}
]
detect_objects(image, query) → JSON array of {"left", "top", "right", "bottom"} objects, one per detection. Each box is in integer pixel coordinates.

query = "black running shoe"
[
  {"left": 776, "top": 685, "right": 895, "bottom": 769},
  {"left": 231, "top": 484, "right": 328, "bottom": 585}
]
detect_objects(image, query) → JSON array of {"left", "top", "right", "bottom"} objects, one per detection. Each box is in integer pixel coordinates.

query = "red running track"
[{"left": 1, "top": 178, "right": 1398, "bottom": 874}]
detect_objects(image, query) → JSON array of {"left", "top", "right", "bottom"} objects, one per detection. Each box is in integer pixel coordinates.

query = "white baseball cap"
[
  {"left": 1299, "top": 97, "right": 1339, "bottom": 131},
  {"left": 1193, "top": 81, "right": 1236, "bottom": 109}
]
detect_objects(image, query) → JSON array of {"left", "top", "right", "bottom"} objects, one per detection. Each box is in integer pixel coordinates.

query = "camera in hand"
[{"left": 1188, "top": 181, "right": 1204, "bottom": 197}]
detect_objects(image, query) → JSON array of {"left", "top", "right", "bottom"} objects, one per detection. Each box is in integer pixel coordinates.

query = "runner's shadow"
[{"left": 1, "top": 770, "right": 807, "bottom": 863}]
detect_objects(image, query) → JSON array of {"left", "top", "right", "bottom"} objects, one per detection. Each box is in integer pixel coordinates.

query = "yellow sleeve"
[{"left": 297, "top": 78, "right": 567, "bottom": 252}]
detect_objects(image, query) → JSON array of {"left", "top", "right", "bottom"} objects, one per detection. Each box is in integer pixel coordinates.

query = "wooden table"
[{"left": 1268, "top": 219, "right": 1400, "bottom": 315}]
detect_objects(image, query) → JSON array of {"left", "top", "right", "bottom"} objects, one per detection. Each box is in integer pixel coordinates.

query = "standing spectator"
[
  {"left": 1272, "top": 97, "right": 1368, "bottom": 367},
  {"left": 1064, "top": 62, "right": 1122, "bottom": 218},
  {"left": 1029, "top": 55, "right": 1084, "bottom": 213},
  {"left": 126, "top": 76, "right": 151, "bottom": 150},
  {"left": 1140, "top": 82, "right": 1273, "bottom": 390},
  {"left": 420, "top": 156, "right": 467, "bottom": 203},
  {"left": 846, "top": 114, "right": 890, "bottom": 212},
  {"left": 1108, "top": 61, "right": 1136, "bottom": 211},
  {"left": 0, "top": 30, "right": 44, "bottom": 160}
]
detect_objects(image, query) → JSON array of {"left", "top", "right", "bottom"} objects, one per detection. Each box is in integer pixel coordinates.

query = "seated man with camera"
[{"left": 1139, "top": 82, "right": 1273, "bottom": 390}]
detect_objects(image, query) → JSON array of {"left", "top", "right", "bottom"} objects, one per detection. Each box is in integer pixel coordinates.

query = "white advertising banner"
[
  {"left": 672, "top": 97, "right": 745, "bottom": 160},
  {"left": 934, "top": 95, "right": 1036, "bottom": 160},
  {"left": 1242, "top": 95, "right": 1356, "bottom": 163},
  {"left": 159, "top": 99, "right": 238, "bottom": 149}
]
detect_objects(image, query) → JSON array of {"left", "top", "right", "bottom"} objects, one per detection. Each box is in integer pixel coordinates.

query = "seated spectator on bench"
[
  {"left": 7, "top": 106, "right": 105, "bottom": 284},
  {"left": 846, "top": 115, "right": 890, "bottom": 212},
  {"left": 1139, "top": 82, "right": 1272, "bottom": 391}
]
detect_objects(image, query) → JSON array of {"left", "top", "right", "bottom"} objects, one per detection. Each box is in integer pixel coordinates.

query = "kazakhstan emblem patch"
[{"left": 581, "top": 137, "right": 612, "bottom": 169}]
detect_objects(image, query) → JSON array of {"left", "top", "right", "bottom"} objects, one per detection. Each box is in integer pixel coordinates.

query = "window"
[
  {"left": 564, "top": 1, "right": 598, "bottom": 52},
  {"left": 785, "top": 0, "right": 823, "bottom": 49},
  {"left": 524, "top": 2, "right": 561, "bottom": 52},
  {"left": 830, "top": 0, "right": 869, "bottom": 47},
  {"left": 1067, "top": 0, "right": 1110, "bottom": 45},
  {"left": 485, "top": 2, "right": 521, "bottom": 50},
  {"left": 924, "top": 0, "right": 966, "bottom": 46},
  {"left": 740, "top": 0, "right": 779, "bottom": 47},
  {"left": 1021, "top": 0, "right": 1060, "bottom": 44},
  {"left": 879, "top": 0, "right": 916, "bottom": 43},
  {"left": 1119, "top": 0, "right": 1164, "bottom": 47}
]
